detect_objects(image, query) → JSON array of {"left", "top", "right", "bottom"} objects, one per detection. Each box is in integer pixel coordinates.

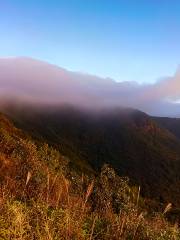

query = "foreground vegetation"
[{"left": 0, "top": 113, "right": 179, "bottom": 239}]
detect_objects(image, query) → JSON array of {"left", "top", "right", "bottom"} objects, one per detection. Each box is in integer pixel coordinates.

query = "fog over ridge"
[{"left": 0, "top": 57, "right": 180, "bottom": 117}]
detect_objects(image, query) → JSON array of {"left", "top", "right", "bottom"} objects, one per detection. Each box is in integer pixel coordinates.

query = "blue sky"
[{"left": 1, "top": 0, "right": 180, "bottom": 83}]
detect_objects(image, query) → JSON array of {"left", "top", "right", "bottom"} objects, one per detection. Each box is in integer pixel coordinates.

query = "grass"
[
  {"left": 0, "top": 165, "right": 179, "bottom": 240},
  {"left": 0, "top": 114, "right": 179, "bottom": 239}
]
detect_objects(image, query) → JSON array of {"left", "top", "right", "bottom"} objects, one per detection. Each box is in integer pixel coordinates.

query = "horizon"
[{"left": 0, "top": 1, "right": 180, "bottom": 117}]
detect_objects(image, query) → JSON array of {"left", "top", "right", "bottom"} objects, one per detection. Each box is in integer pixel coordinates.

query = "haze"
[{"left": 0, "top": 57, "right": 180, "bottom": 117}]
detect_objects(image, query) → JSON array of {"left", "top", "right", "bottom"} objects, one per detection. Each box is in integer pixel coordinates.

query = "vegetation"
[
  {"left": 7, "top": 106, "right": 180, "bottom": 207},
  {"left": 0, "top": 111, "right": 180, "bottom": 239},
  {"left": 153, "top": 116, "right": 180, "bottom": 140}
]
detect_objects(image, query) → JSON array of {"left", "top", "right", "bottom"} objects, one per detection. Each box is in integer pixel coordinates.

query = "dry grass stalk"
[
  {"left": 136, "top": 186, "right": 141, "bottom": 207},
  {"left": 25, "top": 171, "right": 32, "bottom": 186},
  {"left": 163, "top": 203, "right": 172, "bottom": 215},
  {"left": 89, "top": 216, "right": 97, "bottom": 240},
  {"left": 82, "top": 180, "right": 94, "bottom": 212}
]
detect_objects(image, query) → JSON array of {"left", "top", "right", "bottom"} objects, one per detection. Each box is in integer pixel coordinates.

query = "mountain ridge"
[{"left": 2, "top": 104, "right": 180, "bottom": 208}]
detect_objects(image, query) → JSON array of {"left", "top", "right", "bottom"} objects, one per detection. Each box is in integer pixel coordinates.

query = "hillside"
[
  {"left": 0, "top": 111, "right": 180, "bottom": 239},
  {"left": 153, "top": 116, "right": 180, "bottom": 139},
  {"left": 3, "top": 105, "right": 180, "bottom": 209}
]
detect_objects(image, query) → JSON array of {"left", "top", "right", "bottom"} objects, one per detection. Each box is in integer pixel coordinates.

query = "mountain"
[
  {"left": 153, "top": 116, "right": 180, "bottom": 139},
  {"left": 1, "top": 57, "right": 180, "bottom": 208},
  {"left": 1, "top": 111, "right": 179, "bottom": 239},
  {"left": 3, "top": 104, "right": 180, "bottom": 208}
]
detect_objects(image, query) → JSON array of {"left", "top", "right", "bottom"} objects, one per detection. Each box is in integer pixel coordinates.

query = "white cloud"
[{"left": 0, "top": 57, "right": 179, "bottom": 116}]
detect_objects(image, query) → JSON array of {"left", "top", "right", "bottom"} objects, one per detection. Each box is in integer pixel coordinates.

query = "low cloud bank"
[{"left": 0, "top": 57, "right": 180, "bottom": 116}]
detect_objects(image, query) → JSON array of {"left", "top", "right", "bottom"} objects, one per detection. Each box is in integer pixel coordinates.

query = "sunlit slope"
[{"left": 5, "top": 106, "right": 180, "bottom": 207}]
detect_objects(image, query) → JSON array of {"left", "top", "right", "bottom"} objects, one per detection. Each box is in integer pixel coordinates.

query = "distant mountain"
[
  {"left": 4, "top": 104, "right": 180, "bottom": 207},
  {"left": 153, "top": 116, "right": 180, "bottom": 139}
]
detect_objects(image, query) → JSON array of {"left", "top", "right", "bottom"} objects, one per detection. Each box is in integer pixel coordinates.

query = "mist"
[{"left": 0, "top": 57, "right": 180, "bottom": 117}]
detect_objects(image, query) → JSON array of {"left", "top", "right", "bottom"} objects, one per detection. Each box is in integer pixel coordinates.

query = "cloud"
[{"left": 0, "top": 57, "right": 179, "bottom": 116}]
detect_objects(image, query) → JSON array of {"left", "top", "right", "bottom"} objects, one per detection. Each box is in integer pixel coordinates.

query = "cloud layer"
[{"left": 0, "top": 57, "right": 180, "bottom": 116}]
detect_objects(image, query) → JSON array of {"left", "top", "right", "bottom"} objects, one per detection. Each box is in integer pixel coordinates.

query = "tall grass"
[
  {"left": 0, "top": 125, "right": 179, "bottom": 239},
  {"left": 0, "top": 165, "right": 179, "bottom": 240}
]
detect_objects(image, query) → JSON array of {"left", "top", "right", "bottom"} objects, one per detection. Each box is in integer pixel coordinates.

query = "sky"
[{"left": 0, "top": 0, "right": 180, "bottom": 83}]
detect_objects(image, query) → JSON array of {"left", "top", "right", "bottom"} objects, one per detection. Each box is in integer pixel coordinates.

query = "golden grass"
[
  {"left": 0, "top": 169, "right": 178, "bottom": 240},
  {"left": 0, "top": 126, "right": 179, "bottom": 239}
]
